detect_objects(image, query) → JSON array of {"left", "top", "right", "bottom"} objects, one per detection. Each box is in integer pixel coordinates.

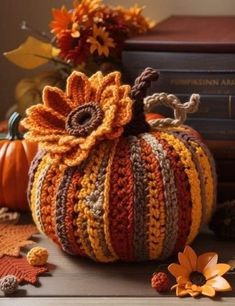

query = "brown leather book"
[{"left": 124, "top": 16, "right": 235, "bottom": 53}]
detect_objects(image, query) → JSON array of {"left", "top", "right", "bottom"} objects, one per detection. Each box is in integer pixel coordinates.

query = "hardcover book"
[{"left": 123, "top": 16, "right": 235, "bottom": 95}]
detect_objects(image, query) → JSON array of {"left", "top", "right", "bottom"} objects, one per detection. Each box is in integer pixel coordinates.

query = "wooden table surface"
[{"left": 1, "top": 216, "right": 234, "bottom": 306}]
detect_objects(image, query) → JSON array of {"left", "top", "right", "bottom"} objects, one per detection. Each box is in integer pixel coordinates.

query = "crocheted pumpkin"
[{"left": 23, "top": 68, "right": 216, "bottom": 262}]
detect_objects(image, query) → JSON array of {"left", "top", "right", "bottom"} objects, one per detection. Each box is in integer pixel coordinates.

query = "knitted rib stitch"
[{"left": 25, "top": 69, "right": 217, "bottom": 262}]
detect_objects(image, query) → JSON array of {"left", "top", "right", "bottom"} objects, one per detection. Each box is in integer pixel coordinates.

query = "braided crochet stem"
[
  {"left": 144, "top": 93, "right": 200, "bottom": 129},
  {"left": 124, "top": 68, "right": 159, "bottom": 136}
]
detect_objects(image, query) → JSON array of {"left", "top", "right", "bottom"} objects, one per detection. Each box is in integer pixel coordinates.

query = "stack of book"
[{"left": 122, "top": 16, "right": 235, "bottom": 201}]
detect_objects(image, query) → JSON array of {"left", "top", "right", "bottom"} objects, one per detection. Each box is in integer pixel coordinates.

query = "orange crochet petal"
[
  {"left": 43, "top": 86, "right": 72, "bottom": 117},
  {"left": 168, "top": 263, "right": 190, "bottom": 278},
  {"left": 66, "top": 71, "right": 91, "bottom": 107},
  {"left": 25, "top": 105, "right": 65, "bottom": 133},
  {"left": 113, "top": 88, "right": 132, "bottom": 126},
  {"left": 105, "top": 126, "right": 123, "bottom": 139},
  {"left": 0, "top": 256, "right": 48, "bottom": 285},
  {"left": 197, "top": 252, "right": 218, "bottom": 273},
  {"left": 206, "top": 276, "right": 232, "bottom": 292},
  {"left": 100, "top": 85, "right": 119, "bottom": 109},
  {"left": 89, "top": 71, "right": 103, "bottom": 101},
  {"left": 183, "top": 246, "right": 197, "bottom": 271},
  {"left": 201, "top": 285, "right": 216, "bottom": 297},
  {"left": 204, "top": 263, "right": 231, "bottom": 280},
  {"left": 96, "top": 71, "right": 121, "bottom": 102},
  {"left": 0, "top": 224, "right": 38, "bottom": 258}
]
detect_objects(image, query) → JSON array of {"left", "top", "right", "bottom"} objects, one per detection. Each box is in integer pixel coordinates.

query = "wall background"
[{"left": 0, "top": 0, "right": 235, "bottom": 119}]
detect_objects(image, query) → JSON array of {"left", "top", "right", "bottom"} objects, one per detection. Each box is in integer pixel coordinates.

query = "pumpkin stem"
[
  {"left": 6, "top": 112, "right": 23, "bottom": 140},
  {"left": 124, "top": 67, "right": 159, "bottom": 136}
]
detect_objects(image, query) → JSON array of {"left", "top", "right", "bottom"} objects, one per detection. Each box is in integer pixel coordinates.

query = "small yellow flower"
[
  {"left": 168, "top": 246, "right": 232, "bottom": 297},
  {"left": 23, "top": 71, "right": 133, "bottom": 167},
  {"left": 87, "top": 25, "right": 115, "bottom": 57}
]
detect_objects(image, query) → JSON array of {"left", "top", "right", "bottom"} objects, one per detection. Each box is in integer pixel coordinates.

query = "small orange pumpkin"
[{"left": 0, "top": 113, "right": 38, "bottom": 211}]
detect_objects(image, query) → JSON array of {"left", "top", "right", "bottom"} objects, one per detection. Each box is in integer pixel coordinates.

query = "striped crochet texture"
[{"left": 24, "top": 69, "right": 217, "bottom": 262}]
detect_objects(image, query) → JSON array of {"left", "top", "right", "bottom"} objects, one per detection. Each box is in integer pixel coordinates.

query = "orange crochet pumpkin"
[
  {"left": 23, "top": 68, "right": 216, "bottom": 262},
  {"left": 0, "top": 113, "right": 38, "bottom": 211}
]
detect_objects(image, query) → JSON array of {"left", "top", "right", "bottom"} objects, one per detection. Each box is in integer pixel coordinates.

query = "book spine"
[
  {"left": 122, "top": 51, "right": 235, "bottom": 72},
  {"left": 151, "top": 94, "right": 235, "bottom": 119},
  {"left": 185, "top": 119, "right": 235, "bottom": 140},
  {"left": 122, "top": 51, "right": 235, "bottom": 94}
]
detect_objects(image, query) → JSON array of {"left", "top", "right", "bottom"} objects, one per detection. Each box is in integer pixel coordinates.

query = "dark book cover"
[
  {"left": 151, "top": 94, "right": 235, "bottom": 119},
  {"left": 124, "top": 16, "right": 235, "bottom": 53},
  {"left": 185, "top": 118, "right": 235, "bottom": 140}
]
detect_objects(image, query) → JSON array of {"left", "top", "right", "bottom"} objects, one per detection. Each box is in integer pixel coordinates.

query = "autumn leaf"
[
  {"left": 4, "top": 36, "right": 60, "bottom": 69},
  {"left": 0, "top": 224, "right": 38, "bottom": 258},
  {"left": 0, "top": 256, "right": 48, "bottom": 284}
]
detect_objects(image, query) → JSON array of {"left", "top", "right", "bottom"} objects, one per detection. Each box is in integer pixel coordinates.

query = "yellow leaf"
[{"left": 4, "top": 36, "right": 56, "bottom": 69}]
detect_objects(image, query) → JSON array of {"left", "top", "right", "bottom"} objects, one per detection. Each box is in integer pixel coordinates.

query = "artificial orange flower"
[
  {"left": 50, "top": 6, "right": 73, "bottom": 37},
  {"left": 168, "top": 246, "right": 232, "bottom": 297},
  {"left": 22, "top": 71, "right": 132, "bottom": 167},
  {"left": 121, "top": 5, "right": 156, "bottom": 34},
  {"left": 87, "top": 25, "right": 115, "bottom": 57},
  {"left": 72, "top": 0, "right": 101, "bottom": 26}
]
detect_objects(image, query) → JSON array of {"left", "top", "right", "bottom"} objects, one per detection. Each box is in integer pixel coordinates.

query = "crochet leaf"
[
  {"left": 0, "top": 256, "right": 48, "bottom": 284},
  {"left": 0, "top": 224, "right": 38, "bottom": 258}
]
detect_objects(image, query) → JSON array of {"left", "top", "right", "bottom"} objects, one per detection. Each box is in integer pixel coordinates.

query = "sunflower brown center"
[
  {"left": 97, "top": 36, "right": 104, "bottom": 46},
  {"left": 65, "top": 103, "right": 104, "bottom": 137},
  {"left": 189, "top": 271, "right": 206, "bottom": 286}
]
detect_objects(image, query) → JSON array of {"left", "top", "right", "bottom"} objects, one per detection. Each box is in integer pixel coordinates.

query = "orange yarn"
[{"left": 23, "top": 71, "right": 133, "bottom": 167}]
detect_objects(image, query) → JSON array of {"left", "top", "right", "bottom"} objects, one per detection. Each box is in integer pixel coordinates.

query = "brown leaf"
[
  {"left": 0, "top": 224, "right": 38, "bottom": 257},
  {"left": 0, "top": 256, "right": 48, "bottom": 284}
]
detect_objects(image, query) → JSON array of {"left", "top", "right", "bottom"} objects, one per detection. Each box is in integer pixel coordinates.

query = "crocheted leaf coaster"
[
  {"left": 0, "top": 256, "right": 48, "bottom": 284},
  {"left": 0, "top": 224, "right": 38, "bottom": 258},
  {"left": 0, "top": 207, "right": 20, "bottom": 224}
]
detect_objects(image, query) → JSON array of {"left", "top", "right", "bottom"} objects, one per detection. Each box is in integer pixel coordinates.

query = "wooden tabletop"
[{"left": 1, "top": 218, "right": 234, "bottom": 305}]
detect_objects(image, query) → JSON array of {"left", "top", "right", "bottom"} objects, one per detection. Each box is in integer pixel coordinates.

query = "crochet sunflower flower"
[
  {"left": 23, "top": 71, "right": 133, "bottom": 166},
  {"left": 168, "top": 246, "right": 232, "bottom": 297}
]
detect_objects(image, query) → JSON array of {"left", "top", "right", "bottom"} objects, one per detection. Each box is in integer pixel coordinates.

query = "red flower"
[{"left": 57, "top": 31, "right": 90, "bottom": 65}]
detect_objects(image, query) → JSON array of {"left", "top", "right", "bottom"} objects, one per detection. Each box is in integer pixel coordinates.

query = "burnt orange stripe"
[
  {"left": 155, "top": 133, "right": 192, "bottom": 253},
  {"left": 65, "top": 169, "right": 86, "bottom": 256},
  {"left": 40, "top": 164, "right": 62, "bottom": 245},
  {"left": 109, "top": 138, "right": 134, "bottom": 261}
]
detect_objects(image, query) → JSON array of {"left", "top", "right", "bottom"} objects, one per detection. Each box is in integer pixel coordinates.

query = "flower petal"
[
  {"left": 168, "top": 263, "right": 190, "bottom": 279},
  {"left": 204, "top": 263, "right": 231, "bottom": 280},
  {"left": 100, "top": 85, "right": 119, "bottom": 109},
  {"left": 66, "top": 71, "right": 91, "bottom": 106},
  {"left": 96, "top": 71, "right": 121, "bottom": 102},
  {"left": 201, "top": 285, "right": 216, "bottom": 297},
  {"left": 177, "top": 275, "right": 188, "bottom": 285},
  {"left": 206, "top": 276, "right": 232, "bottom": 292},
  {"left": 24, "top": 105, "right": 65, "bottom": 133},
  {"left": 114, "top": 96, "right": 132, "bottom": 126},
  {"left": 89, "top": 71, "right": 103, "bottom": 101},
  {"left": 43, "top": 86, "right": 72, "bottom": 117},
  {"left": 178, "top": 252, "right": 193, "bottom": 272},
  {"left": 197, "top": 252, "right": 218, "bottom": 273},
  {"left": 183, "top": 246, "right": 197, "bottom": 271},
  {"left": 176, "top": 286, "right": 189, "bottom": 297}
]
